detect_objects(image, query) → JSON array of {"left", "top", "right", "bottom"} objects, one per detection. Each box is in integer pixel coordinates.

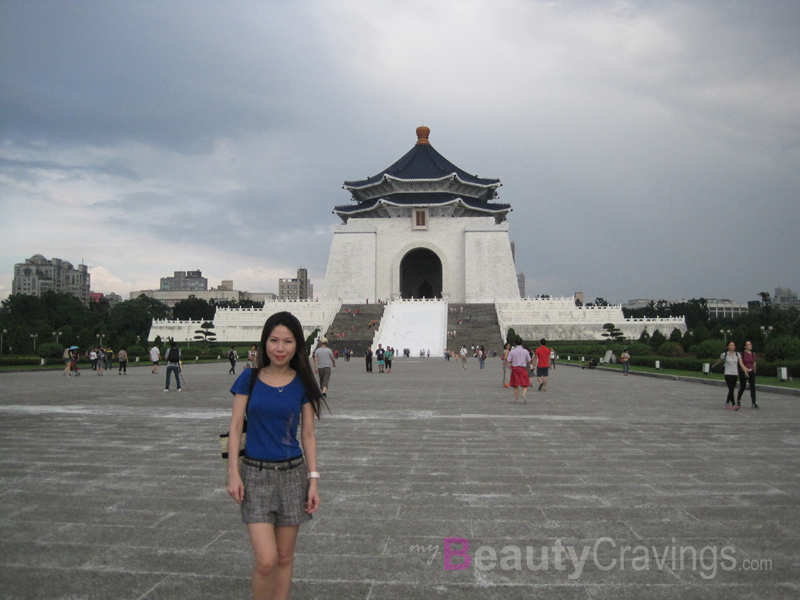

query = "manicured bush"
[
  {"left": 695, "top": 339, "right": 726, "bottom": 359},
  {"left": 757, "top": 360, "right": 800, "bottom": 378},
  {"left": 657, "top": 342, "right": 683, "bottom": 357},
  {"left": 0, "top": 357, "right": 42, "bottom": 366},
  {"left": 628, "top": 343, "right": 653, "bottom": 357},
  {"left": 764, "top": 336, "right": 800, "bottom": 362},
  {"left": 127, "top": 345, "right": 146, "bottom": 358},
  {"left": 37, "top": 342, "right": 64, "bottom": 359}
]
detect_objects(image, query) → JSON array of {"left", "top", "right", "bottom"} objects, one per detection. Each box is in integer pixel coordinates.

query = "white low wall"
[
  {"left": 496, "top": 297, "right": 686, "bottom": 342},
  {"left": 148, "top": 299, "right": 342, "bottom": 343}
]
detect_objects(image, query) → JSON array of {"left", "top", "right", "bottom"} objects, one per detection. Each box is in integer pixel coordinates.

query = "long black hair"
[{"left": 254, "top": 311, "right": 328, "bottom": 418}]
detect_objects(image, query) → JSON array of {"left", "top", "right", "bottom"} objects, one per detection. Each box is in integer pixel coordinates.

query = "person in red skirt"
[{"left": 507, "top": 338, "right": 531, "bottom": 404}]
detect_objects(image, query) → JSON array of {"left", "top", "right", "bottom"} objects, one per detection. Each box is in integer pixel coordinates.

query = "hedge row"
[{"left": 627, "top": 356, "right": 800, "bottom": 378}]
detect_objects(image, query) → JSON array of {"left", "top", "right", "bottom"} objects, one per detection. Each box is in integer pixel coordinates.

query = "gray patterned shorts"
[{"left": 241, "top": 456, "right": 311, "bottom": 526}]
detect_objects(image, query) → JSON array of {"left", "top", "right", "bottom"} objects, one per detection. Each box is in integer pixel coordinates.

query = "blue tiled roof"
[
  {"left": 334, "top": 193, "right": 511, "bottom": 214},
  {"left": 344, "top": 143, "right": 500, "bottom": 188}
]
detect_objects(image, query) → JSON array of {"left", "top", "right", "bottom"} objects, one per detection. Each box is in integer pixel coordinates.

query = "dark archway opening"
[{"left": 400, "top": 248, "right": 442, "bottom": 299}]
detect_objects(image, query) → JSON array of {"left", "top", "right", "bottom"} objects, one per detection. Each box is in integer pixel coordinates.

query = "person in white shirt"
[
  {"left": 507, "top": 338, "right": 532, "bottom": 404},
  {"left": 150, "top": 345, "right": 161, "bottom": 374}
]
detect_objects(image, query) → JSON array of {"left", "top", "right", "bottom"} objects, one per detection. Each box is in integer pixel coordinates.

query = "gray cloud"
[{"left": 1, "top": 0, "right": 798, "bottom": 303}]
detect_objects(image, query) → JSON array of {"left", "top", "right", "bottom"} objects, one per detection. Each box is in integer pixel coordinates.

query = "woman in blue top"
[{"left": 227, "top": 311, "right": 327, "bottom": 600}]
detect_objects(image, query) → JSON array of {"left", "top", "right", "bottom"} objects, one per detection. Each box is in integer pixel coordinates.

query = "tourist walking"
[
  {"left": 507, "top": 338, "right": 531, "bottom": 404},
  {"left": 150, "top": 345, "right": 161, "bottom": 374},
  {"left": 313, "top": 337, "right": 335, "bottom": 399},
  {"left": 96, "top": 347, "right": 105, "bottom": 375},
  {"left": 365, "top": 345, "right": 373, "bottom": 373},
  {"left": 118, "top": 348, "right": 128, "bottom": 375},
  {"left": 501, "top": 342, "right": 511, "bottom": 387},
  {"left": 228, "top": 346, "right": 239, "bottom": 375},
  {"left": 534, "top": 338, "right": 551, "bottom": 391},
  {"left": 620, "top": 348, "right": 630, "bottom": 375},
  {"left": 478, "top": 345, "right": 486, "bottom": 369},
  {"left": 226, "top": 311, "right": 326, "bottom": 600},
  {"left": 62, "top": 347, "right": 71, "bottom": 376},
  {"left": 89, "top": 348, "right": 98, "bottom": 371},
  {"left": 164, "top": 342, "right": 182, "bottom": 392},
  {"left": 460, "top": 345, "right": 468, "bottom": 369},
  {"left": 737, "top": 341, "right": 759, "bottom": 409},
  {"left": 68, "top": 347, "right": 81, "bottom": 376},
  {"left": 712, "top": 342, "right": 749, "bottom": 410}
]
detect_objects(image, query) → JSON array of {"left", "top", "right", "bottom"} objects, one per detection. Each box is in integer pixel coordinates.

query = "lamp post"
[
  {"left": 760, "top": 325, "right": 773, "bottom": 339},
  {"left": 53, "top": 330, "right": 62, "bottom": 345},
  {"left": 30, "top": 333, "right": 38, "bottom": 353},
  {"left": 97, "top": 333, "right": 105, "bottom": 347},
  {"left": 723, "top": 329, "right": 732, "bottom": 344}
]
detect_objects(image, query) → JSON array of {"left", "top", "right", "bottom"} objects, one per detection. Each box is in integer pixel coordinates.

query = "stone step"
[{"left": 324, "top": 303, "right": 386, "bottom": 356}]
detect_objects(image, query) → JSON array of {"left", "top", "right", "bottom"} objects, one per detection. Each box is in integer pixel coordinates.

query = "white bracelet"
[{"left": 308, "top": 471, "right": 320, "bottom": 480}]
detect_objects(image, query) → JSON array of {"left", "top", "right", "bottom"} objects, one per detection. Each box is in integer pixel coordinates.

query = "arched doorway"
[{"left": 399, "top": 248, "right": 442, "bottom": 299}]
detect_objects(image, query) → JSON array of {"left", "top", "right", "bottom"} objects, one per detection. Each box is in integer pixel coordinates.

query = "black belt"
[{"left": 243, "top": 455, "right": 304, "bottom": 471}]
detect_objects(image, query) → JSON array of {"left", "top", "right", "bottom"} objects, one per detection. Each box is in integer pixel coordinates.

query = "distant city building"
[
  {"left": 774, "top": 287, "right": 799, "bottom": 308},
  {"left": 129, "top": 284, "right": 275, "bottom": 307},
  {"left": 707, "top": 299, "right": 749, "bottom": 319},
  {"left": 279, "top": 268, "right": 313, "bottom": 300},
  {"left": 574, "top": 292, "right": 584, "bottom": 306},
  {"left": 160, "top": 270, "right": 208, "bottom": 292},
  {"left": 89, "top": 292, "right": 122, "bottom": 305},
  {"left": 517, "top": 272, "right": 525, "bottom": 298},
  {"left": 12, "top": 254, "right": 91, "bottom": 305},
  {"left": 624, "top": 299, "right": 653, "bottom": 310}
]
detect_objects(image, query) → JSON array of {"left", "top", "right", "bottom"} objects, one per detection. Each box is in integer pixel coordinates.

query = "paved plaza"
[{"left": 1, "top": 356, "right": 799, "bottom": 599}]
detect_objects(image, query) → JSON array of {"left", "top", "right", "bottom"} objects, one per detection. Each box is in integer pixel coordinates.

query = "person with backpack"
[
  {"left": 712, "top": 341, "right": 750, "bottom": 410},
  {"left": 228, "top": 346, "right": 239, "bottom": 375},
  {"left": 164, "top": 342, "right": 182, "bottom": 392},
  {"left": 478, "top": 345, "right": 487, "bottom": 370}
]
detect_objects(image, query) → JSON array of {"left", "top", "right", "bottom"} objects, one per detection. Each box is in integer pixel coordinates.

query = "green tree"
[
  {"left": 649, "top": 330, "right": 667, "bottom": 350},
  {"left": 601, "top": 323, "right": 625, "bottom": 343},
  {"left": 193, "top": 321, "right": 217, "bottom": 348},
  {"left": 669, "top": 328, "right": 683, "bottom": 344},
  {"left": 108, "top": 295, "right": 169, "bottom": 344},
  {"left": 506, "top": 327, "right": 518, "bottom": 345},
  {"left": 174, "top": 296, "right": 215, "bottom": 321}
]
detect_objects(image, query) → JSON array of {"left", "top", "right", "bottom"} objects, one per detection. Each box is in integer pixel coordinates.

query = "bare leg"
[{"left": 248, "top": 523, "right": 300, "bottom": 600}]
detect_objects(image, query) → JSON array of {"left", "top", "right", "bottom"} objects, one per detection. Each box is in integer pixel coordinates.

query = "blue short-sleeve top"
[{"left": 230, "top": 368, "right": 309, "bottom": 461}]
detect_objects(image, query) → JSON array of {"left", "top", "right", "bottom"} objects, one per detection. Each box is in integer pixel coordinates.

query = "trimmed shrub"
[
  {"left": 0, "top": 357, "right": 42, "bottom": 366},
  {"left": 657, "top": 342, "right": 683, "bottom": 357},
  {"left": 628, "top": 343, "right": 653, "bottom": 357},
  {"left": 757, "top": 360, "right": 800, "bottom": 378},
  {"left": 764, "top": 336, "right": 800, "bottom": 362},
  {"left": 695, "top": 339, "right": 726, "bottom": 360},
  {"left": 127, "top": 345, "right": 146, "bottom": 358},
  {"left": 37, "top": 342, "right": 64, "bottom": 359}
]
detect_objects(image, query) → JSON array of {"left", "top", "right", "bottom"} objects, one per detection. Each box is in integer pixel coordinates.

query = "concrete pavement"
[{"left": 1, "top": 356, "right": 798, "bottom": 599}]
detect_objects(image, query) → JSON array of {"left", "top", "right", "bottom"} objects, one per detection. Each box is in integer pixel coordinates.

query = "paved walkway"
[{"left": 1, "top": 357, "right": 798, "bottom": 599}]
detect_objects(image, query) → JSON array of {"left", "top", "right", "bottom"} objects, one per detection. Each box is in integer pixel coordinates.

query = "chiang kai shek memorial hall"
[{"left": 149, "top": 127, "right": 685, "bottom": 353}]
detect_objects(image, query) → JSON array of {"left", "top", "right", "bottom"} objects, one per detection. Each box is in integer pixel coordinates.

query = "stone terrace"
[{"left": 1, "top": 357, "right": 798, "bottom": 599}]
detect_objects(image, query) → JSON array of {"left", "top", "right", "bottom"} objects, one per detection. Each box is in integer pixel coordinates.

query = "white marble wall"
[
  {"left": 148, "top": 300, "right": 341, "bottom": 343},
  {"left": 495, "top": 297, "right": 687, "bottom": 342},
  {"left": 322, "top": 215, "right": 520, "bottom": 304}
]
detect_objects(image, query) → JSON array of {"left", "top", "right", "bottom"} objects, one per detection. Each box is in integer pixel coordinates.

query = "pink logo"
[{"left": 443, "top": 537, "right": 471, "bottom": 570}]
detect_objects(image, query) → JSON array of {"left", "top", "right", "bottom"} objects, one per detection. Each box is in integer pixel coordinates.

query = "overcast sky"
[{"left": 2, "top": 0, "right": 798, "bottom": 305}]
